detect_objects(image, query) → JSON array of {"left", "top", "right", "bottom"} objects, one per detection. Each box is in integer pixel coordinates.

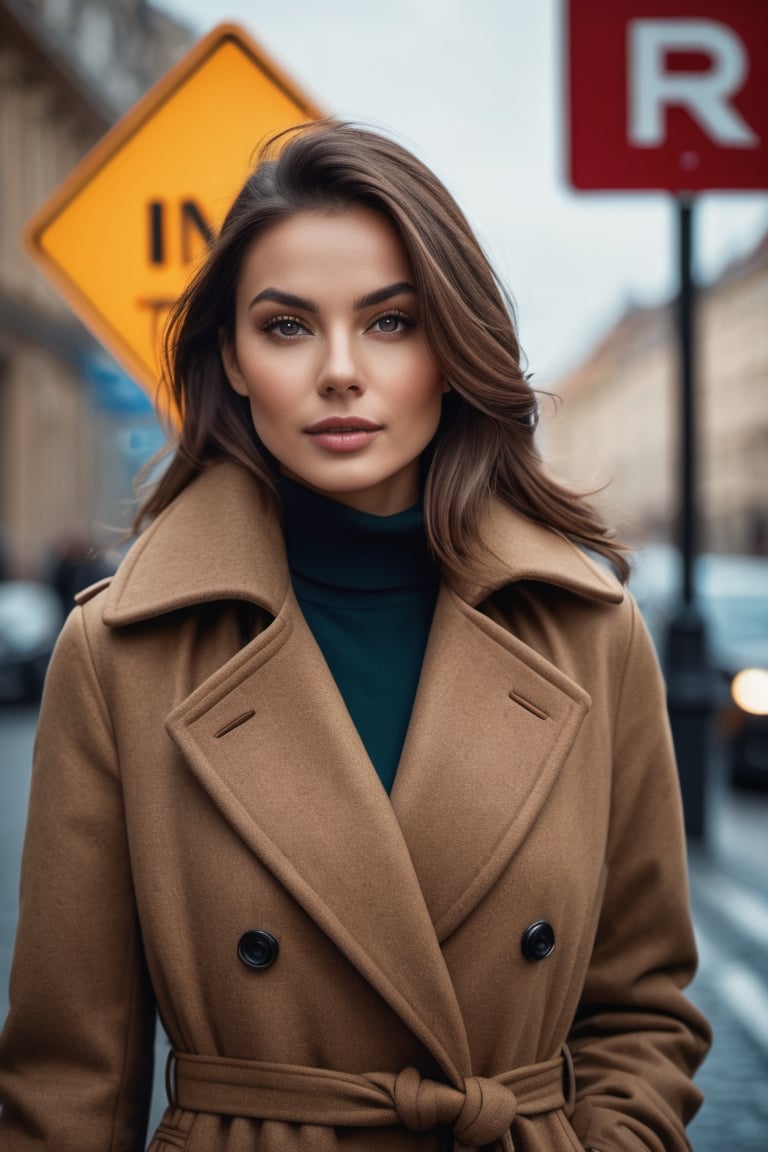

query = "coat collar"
[
  {"left": 103, "top": 463, "right": 289, "bottom": 626},
  {"left": 103, "top": 461, "right": 622, "bottom": 627}
]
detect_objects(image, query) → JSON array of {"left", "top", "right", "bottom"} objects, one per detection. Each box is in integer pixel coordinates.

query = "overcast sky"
[{"left": 157, "top": 0, "right": 768, "bottom": 385}]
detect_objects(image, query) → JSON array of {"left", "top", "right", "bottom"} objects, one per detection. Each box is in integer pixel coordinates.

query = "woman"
[{"left": 0, "top": 121, "right": 709, "bottom": 1152}]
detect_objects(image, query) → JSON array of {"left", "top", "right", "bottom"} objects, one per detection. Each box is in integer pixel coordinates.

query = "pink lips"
[{"left": 305, "top": 417, "right": 383, "bottom": 453}]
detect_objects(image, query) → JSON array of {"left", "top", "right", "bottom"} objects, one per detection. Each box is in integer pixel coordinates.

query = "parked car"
[
  {"left": 630, "top": 546, "right": 768, "bottom": 788},
  {"left": 0, "top": 581, "right": 63, "bottom": 703}
]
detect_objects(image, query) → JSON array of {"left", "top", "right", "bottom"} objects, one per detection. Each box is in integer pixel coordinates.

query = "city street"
[{"left": 1, "top": 702, "right": 767, "bottom": 1148}]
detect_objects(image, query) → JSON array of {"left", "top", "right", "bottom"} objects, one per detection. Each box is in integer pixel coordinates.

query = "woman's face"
[{"left": 221, "top": 205, "right": 447, "bottom": 516}]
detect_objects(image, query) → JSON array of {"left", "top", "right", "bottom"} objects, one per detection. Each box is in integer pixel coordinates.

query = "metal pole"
[
  {"left": 663, "top": 196, "right": 710, "bottom": 842},
  {"left": 679, "top": 198, "right": 695, "bottom": 606}
]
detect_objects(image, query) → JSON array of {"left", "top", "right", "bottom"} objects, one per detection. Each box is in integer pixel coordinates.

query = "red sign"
[{"left": 566, "top": 0, "right": 768, "bottom": 191}]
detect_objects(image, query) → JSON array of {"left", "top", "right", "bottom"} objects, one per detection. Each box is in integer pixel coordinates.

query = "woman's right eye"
[{"left": 263, "top": 316, "right": 308, "bottom": 339}]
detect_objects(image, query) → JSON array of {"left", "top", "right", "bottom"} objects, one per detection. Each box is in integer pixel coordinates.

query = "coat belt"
[{"left": 166, "top": 1048, "right": 574, "bottom": 1151}]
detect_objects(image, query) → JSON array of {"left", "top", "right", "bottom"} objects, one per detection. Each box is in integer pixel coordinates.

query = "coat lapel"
[
  {"left": 391, "top": 584, "right": 592, "bottom": 942},
  {"left": 165, "top": 590, "right": 472, "bottom": 1082}
]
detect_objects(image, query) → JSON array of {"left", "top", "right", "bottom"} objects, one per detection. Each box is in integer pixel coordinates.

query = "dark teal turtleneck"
[{"left": 277, "top": 476, "right": 439, "bottom": 794}]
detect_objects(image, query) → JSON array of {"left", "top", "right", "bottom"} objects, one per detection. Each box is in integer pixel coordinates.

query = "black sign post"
[{"left": 663, "top": 198, "right": 710, "bottom": 840}]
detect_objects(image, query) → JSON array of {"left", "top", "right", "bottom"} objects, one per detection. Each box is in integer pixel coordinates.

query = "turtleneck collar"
[{"left": 276, "top": 475, "right": 437, "bottom": 592}]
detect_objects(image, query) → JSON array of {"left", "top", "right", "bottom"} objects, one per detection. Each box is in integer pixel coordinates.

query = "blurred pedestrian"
[
  {"left": 0, "top": 121, "right": 710, "bottom": 1152},
  {"left": 46, "top": 536, "right": 113, "bottom": 615}
]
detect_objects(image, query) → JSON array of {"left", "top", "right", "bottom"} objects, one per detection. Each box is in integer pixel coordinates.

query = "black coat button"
[
  {"left": 521, "top": 920, "right": 555, "bottom": 962},
  {"left": 238, "top": 930, "right": 279, "bottom": 970}
]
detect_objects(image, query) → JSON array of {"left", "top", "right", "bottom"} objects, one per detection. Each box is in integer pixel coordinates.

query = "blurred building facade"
[
  {"left": 543, "top": 233, "right": 768, "bottom": 555},
  {"left": 0, "top": 0, "right": 193, "bottom": 579}
]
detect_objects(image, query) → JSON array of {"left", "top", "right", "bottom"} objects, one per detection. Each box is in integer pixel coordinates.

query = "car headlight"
[{"left": 731, "top": 668, "right": 768, "bottom": 716}]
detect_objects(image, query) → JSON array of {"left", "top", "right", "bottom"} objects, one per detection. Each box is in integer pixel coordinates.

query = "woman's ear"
[{"left": 219, "top": 332, "right": 249, "bottom": 397}]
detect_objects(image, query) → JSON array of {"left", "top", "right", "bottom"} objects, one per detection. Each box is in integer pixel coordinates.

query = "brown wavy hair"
[{"left": 135, "top": 120, "right": 629, "bottom": 583}]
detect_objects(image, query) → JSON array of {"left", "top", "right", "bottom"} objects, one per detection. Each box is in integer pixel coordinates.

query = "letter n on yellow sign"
[{"left": 25, "top": 23, "right": 322, "bottom": 419}]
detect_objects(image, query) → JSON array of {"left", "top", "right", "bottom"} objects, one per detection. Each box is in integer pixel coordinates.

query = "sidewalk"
[{"left": 686, "top": 849, "right": 768, "bottom": 1151}]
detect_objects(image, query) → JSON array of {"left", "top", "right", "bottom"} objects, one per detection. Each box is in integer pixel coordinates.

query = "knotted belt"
[{"left": 167, "top": 1048, "right": 573, "bottom": 1151}]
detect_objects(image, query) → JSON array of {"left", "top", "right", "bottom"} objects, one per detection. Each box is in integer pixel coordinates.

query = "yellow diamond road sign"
[{"left": 25, "top": 23, "right": 322, "bottom": 409}]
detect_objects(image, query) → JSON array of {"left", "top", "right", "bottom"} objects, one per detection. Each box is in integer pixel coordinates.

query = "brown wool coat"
[{"left": 0, "top": 462, "right": 710, "bottom": 1152}]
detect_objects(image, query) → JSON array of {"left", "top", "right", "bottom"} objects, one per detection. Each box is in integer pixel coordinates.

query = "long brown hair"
[{"left": 135, "top": 120, "right": 629, "bottom": 583}]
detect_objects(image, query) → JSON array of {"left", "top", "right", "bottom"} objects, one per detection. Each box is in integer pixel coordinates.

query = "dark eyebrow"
[
  {"left": 249, "top": 288, "right": 317, "bottom": 312},
  {"left": 248, "top": 281, "right": 417, "bottom": 313},
  {"left": 354, "top": 282, "right": 416, "bottom": 310}
]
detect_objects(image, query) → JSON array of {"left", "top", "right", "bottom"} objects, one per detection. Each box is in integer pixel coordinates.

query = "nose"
[{"left": 316, "top": 330, "right": 365, "bottom": 396}]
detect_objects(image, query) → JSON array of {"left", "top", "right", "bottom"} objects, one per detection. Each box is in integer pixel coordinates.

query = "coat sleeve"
[
  {"left": 0, "top": 604, "right": 156, "bottom": 1151},
  {"left": 567, "top": 595, "right": 711, "bottom": 1152}
]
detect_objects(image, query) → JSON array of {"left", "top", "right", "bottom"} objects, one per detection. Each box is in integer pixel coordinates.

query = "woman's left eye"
[{"left": 369, "top": 311, "right": 414, "bottom": 335}]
